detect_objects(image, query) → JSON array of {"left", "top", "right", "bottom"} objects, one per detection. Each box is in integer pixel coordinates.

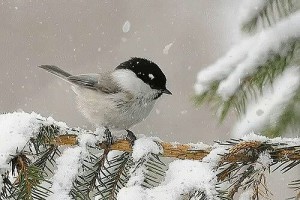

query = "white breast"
[{"left": 72, "top": 70, "right": 159, "bottom": 130}]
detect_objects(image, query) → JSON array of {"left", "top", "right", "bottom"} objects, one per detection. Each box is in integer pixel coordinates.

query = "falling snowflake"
[
  {"left": 163, "top": 42, "right": 174, "bottom": 55},
  {"left": 122, "top": 20, "right": 131, "bottom": 33},
  {"left": 148, "top": 74, "right": 154, "bottom": 80}
]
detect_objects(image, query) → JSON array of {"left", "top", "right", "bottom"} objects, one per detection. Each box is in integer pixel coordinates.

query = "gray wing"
[{"left": 67, "top": 73, "right": 121, "bottom": 94}]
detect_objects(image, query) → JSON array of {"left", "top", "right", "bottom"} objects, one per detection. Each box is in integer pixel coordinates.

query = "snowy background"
[{"left": 0, "top": 1, "right": 299, "bottom": 199}]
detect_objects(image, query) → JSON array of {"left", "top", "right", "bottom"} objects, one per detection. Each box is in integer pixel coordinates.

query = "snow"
[
  {"left": 240, "top": 132, "right": 269, "bottom": 142},
  {"left": 148, "top": 73, "right": 154, "bottom": 80},
  {"left": 122, "top": 20, "right": 131, "bottom": 33},
  {"left": 49, "top": 130, "right": 99, "bottom": 200},
  {"left": 232, "top": 66, "right": 300, "bottom": 137},
  {"left": 254, "top": 152, "right": 272, "bottom": 170},
  {"left": 127, "top": 165, "right": 146, "bottom": 187},
  {"left": 0, "top": 111, "right": 102, "bottom": 198},
  {"left": 1, "top": 112, "right": 299, "bottom": 199},
  {"left": 202, "top": 144, "right": 227, "bottom": 168},
  {"left": 131, "top": 137, "right": 161, "bottom": 161},
  {"left": 239, "top": 189, "right": 252, "bottom": 200},
  {"left": 119, "top": 140, "right": 229, "bottom": 200},
  {"left": 241, "top": 132, "right": 300, "bottom": 146},
  {"left": 0, "top": 112, "right": 68, "bottom": 189},
  {"left": 0, "top": 112, "right": 41, "bottom": 169},
  {"left": 163, "top": 42, "right": 174, "bottom": 55},
  {"left": 218, "top": 11, "right": 300, "bottom": 100},
  {"left": 195, "top": 10, "right": 300, "bottom": 100},
  {"left": 194, "top": 38, "right": 254, "bottom": 95},
  {"left": 94, "top": 127, "right": 106, "bottom": 139},
  {"left": 77, "top": 131, "right": 102, "bottom": 156},
  {"left": 117, "top": 186, "right": 146, "bottom": 200},
  {"left": 117, "top": 160, "right": 217, "bottom": 200},
  {"left": 126, "top": 137, "right": 162, "bottom": 190},
  {"left": 48, "top": 147, "right": 82, "bottom": 200},
  {"left": 269, "top": 136, "right": 300, "bottom": 145},
  {"left": 78, "top": 127, "right": 104, "bottom": 147},
  {"left": 0, "top": 112, "right": 45, "bottom": 188},
  {"left": 188, "top": 142, "right": 211, "bottom": 150},
  {"left": 78, "top": 133, "right": 97, "bottom": 147},
  {"left": 238, "top": 0, "right": 267, "bottom": 27}
]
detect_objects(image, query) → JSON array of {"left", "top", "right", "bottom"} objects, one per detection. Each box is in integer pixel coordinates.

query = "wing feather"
[{"left": 67, "top": 73, "right": 121, "bottom": 94}]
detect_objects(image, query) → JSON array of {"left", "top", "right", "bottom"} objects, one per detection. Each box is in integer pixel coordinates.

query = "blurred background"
[{"left": 1, "top": 1, "right": 297, "bottom": 199}]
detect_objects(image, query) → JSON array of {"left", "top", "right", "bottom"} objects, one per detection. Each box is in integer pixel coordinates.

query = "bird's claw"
[
  {"left": 126, "top": 130, "right": 137, "bottom": 146},
  {"left": 104, "top": 129, "right": 114, "bottom": 147}
]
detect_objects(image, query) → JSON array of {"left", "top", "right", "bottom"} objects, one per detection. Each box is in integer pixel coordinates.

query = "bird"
[{"left": 38, "top": 57, "right": 171, "bottom": 144}]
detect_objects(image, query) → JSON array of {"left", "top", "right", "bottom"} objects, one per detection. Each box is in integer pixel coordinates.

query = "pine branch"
[
  {"left": 1, "top": 114, "right": 300, "bottom": 199},
  {"left": 46, "top": 131, "right": 300, "bottom": 199},
  {"left": 70, "top": 146, "right": 104, "bottom": 199},
  {"left": 48, "top": 134, "right": 300, "bottom": 163},
  {"left": 241, "top": 0, "right": 296, "bottom": 33},
  {"left": 0, "top": 171, "right": 13, "bottom": 199},
  {"left": 70, "top": 148, "right": 112, "bottom": 200},
  {"left": 94, "top": 152, "right": 132, "bottom": 200},
  {"left": 195, "top": 44, "right": 297, "bottom": 122},
  {"left": 7, "top": 153, "right": 51, "bottom": 200},
  {"left": 288, "top": 179, "right": 300, "bottom": 199},
  {"left": 49, "top": 134, "right": 211, "bottom": 160},
  {"left": 141, "top": 154, "right": 165, "bottom": 188}
]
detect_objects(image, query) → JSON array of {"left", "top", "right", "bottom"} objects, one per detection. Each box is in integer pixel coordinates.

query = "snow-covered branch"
[
  {"left": 194, "top": 1, "right": 300, "bottom": 138},
  {"left": 195, "top": 10, "right": 300, "bottom": 99},
  {"left": 50, "top": 134, "right": 300, "bottom": 163},
  {"left": 1, "top": 112, "right": 300, "bottom": 199}
]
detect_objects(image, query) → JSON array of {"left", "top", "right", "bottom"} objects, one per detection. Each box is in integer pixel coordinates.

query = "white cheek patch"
[{"left": 112, "top": 69, "right": 153, "bottom": 95}]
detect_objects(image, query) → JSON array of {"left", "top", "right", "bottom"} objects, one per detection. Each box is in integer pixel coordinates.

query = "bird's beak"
[{"left": 161, "top": 88, "right": 172, "bottom": 95}]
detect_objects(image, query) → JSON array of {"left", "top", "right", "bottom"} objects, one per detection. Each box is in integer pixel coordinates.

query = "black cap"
[{"left": 115, "top": 57, "right": 171, "bottom": 94}]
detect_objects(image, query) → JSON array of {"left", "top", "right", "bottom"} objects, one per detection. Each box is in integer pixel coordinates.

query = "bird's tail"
[{"left": 38, "top": 65, "right": 72, "bottom": 80}]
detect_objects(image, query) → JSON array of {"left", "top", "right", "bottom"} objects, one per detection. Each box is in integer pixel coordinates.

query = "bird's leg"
[
  {"left": 104, "top": 128, "right": 114, "bottom": 147},
  {"left": 126, "top": 130, "right": 137, "bottom": 146}
]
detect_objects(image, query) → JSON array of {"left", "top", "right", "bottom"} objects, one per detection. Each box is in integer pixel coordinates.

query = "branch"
[
  {"left": 50, "top": 134, "right": 210, "bottom": 160},
  {"left": 1, "top": 110, "right": 299, "bottom": 200},
  {"left": 49, "top": 134, "right": 300, "bottom": 162}
]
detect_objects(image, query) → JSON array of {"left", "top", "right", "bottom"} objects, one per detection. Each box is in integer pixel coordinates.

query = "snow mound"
[{"left": 118, "top": 160, "right": 217, "bottom": 200}]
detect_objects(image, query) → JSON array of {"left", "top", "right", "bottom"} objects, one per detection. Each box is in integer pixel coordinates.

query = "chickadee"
[{"left": 39, "top": 57, "right": 171, "bottom": 143}]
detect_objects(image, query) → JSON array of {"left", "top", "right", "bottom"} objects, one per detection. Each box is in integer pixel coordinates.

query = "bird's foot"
[
  {"left": 104, "top": 128, "right": 114, "bottom": 147},
  {"left": 126, "top": 130, "right": 137, "bottom": 146}
]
